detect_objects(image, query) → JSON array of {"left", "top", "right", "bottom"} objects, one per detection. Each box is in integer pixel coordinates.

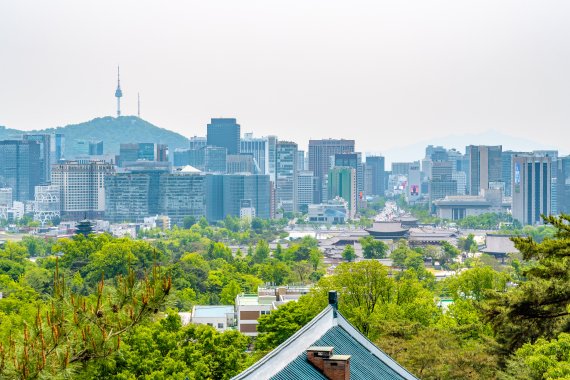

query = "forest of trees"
[{"left": 0, "top": 214, "right": 569, "bottom": 379}]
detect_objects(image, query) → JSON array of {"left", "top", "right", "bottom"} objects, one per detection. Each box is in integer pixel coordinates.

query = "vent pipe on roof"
[{"left": 329, "top": 290, "right": 338, "bottom": 317}]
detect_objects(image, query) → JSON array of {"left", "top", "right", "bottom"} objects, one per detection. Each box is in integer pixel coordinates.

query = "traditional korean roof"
[
  {"left": 481, "top": 234, "right": 519, "bottom": 255},
  {"left": 232, "top": 304, "right": 417, "bottom": 380}
]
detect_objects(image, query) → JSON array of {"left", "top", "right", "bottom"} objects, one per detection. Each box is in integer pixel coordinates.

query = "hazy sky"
[{"left": 1, "top": 0, "right": 569, "bottom": 156}]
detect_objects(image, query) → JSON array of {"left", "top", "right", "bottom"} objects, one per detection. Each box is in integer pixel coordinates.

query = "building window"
[
  {"left": 261, "top": 310, "right": 270, "bottom": 315},
  {"left": 217, "top": 323, "right": 224, "bottom": 329}
]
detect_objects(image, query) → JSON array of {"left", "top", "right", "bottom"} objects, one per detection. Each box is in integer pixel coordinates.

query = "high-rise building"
[
  {"left": 207, "top": 118, "right": 241, "bottom": 155},
  {"left": 33, "top": 185, "right": 60, "bottom": 225},
  {"left": 118, "top": 143, "right": 168, "bottom": 166},
  {"left": 465, "top": 145, "right": 503, "bottom": 195},
  {"left": 23, "top": 134, "right": 52, "bottom": 183},
  {"left": 334, "top": 153, "right": 364, "bottom": 203},
  {"left": 206, "top": 174, "right": 270, "bottom": 222},
  {"left": 105, "top": 172, "right": 156, "bottom": 223},
  {"left": 297, "top": 171, "right": 314, "bottom": 213},
  {"left": 391, "top": 162, "right": 412, "bottom": 177},
  {"left": 429, "top": 161, "right": 457, "bottom": 206},
  {"left": 0, "top": 140, "right": 41, "bottom": 201},
  {"left": 188, "top": 136, "right": 207, "bottom": 150},
  {"left": 297, "top": 150, "right": 305, "bottom": 171},
  {"left": 52, "top": 160, "right": 115, "bottom": 220},
  {"left": 533, "top": 150, "right": 559, "bottom": 215},
  {"left": 328, "top": 167, "right": 357, "bottom": 219},
  {"left": 365, "top": 156, "right": 385, "bottom": 197},
  {"left": 557, "top": 156, "right": 570, "bottom": 214},
  {"left": 240, "top": 133, "right": 269, "bottom": 175},
  {"left": 512, "top": 155, "right": 551, "bottom": 225},
  {"left": 266, "top": 136, "right": 278, "bottom": 182},
  {"left": 275, "top": 141, "right": 298, "bottom": 213},
  {"left": 501, "top": 151, "right": 525, "bottom": 197},
  {"left": 51, "top": 133, "right": 65, "bottom": 163},
  {"left": 227, "top": 154, "right": 258, "bottom": 174},
  {"left": 308, "top": 139, "right": 355, "bottom": 203},
  {"left": 407, "top": 162, "right": 421, "bottom": 202},
  {"left": 89, "top": 141, "right": 104, "bottom": 155},
  {"left": 159, "top": 171, "right": 206, "bottom": 226},
  {"left": 203, "top": 146, "right": 227, "bottom": 173}
]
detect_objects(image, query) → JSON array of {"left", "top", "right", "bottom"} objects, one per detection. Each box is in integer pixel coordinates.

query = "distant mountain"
[
  {"left": 0, "top": 116, "right": 189, "bottom": 157},
  {"left": 382, "top": 130, "right": 559, "bottom": 165}
]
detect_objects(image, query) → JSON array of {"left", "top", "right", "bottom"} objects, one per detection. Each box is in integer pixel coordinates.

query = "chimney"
[
  {"left": 323, "top": 355, "right": 351, "bottom": 380},
  {"left": 307, "top": 346, "right": 333, "bottom": 371},
  {"left": 307, "top": 346, "right": 351, "bottom": 380}
]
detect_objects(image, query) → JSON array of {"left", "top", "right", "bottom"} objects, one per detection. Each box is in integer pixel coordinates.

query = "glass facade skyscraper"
[{"left": 207, "top": 118, "right": 241, "bottom": 155}]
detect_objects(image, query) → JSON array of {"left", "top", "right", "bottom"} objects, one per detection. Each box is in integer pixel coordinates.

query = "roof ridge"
[{"left": 232, "top": 305, "right": 335, "bottom": 379}]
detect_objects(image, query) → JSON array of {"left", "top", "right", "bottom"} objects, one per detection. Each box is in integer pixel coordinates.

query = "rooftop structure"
[
  {"left": 191, "top": 305, "right": 235, "bottom": 332},
  {"left": 233, "top": 291, "right": 417, "bottom": 379},
  {"left": 365, "top": 222, "right": 409, "bottom": 240},
  {"left": 481, "top": 234, "right": 519, "bottom": 261}
]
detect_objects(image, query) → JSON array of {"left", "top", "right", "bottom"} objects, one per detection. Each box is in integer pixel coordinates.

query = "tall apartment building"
[
  {"left": 207, "top": 118, "right": 241, "bottom": 155},
  {"left": 0, "top": 140, "right": 41, "bottom": 201},
  {"left": 365, "top": 156, "right": 385, "bottom": 197},
  {"left": 275, "top": 141, "right": 298, "bottom": 213},
  {"left": 308, "top": 139, "right": 355, "bottom": 203},
  {"left": 512, "top": 155, "right": 552, "bottom": 225},
  {"left": 328, "top": 167, "right": 357, "bottom": 219},
  {"left": 52, "top": 160, "right": 115, "bottom": 220},
  {"left": 465, "top": 145, "right": 502, "bottom": 195}
]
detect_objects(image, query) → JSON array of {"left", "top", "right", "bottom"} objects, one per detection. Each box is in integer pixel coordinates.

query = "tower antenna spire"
[{"left": 115, "top": 66, "right": 123, "bottom": 117}]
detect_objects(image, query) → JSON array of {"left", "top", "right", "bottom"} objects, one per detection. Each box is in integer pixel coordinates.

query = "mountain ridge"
[{"left": 0, "top": 116, "right": 189, "bottom": 157}]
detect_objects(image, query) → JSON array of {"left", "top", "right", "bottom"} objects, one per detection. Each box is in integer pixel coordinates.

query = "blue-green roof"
[
  {"left": 232, "top": 305, "right": 417, "bottom": 380},
  {"left": 271, "top": 326, "right": 406, "bottom": 380}
]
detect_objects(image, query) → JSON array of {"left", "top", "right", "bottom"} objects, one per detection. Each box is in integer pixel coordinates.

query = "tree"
[
  {"left": 342, "top": 244, "right": 356, "bottom": 262},
  {"left": 220, "top": 280, "right": 242, "bottom": 305},
  {"left": 182, "top": 215, "right": 196, "bottom": 229},
  {"left": 484, "top": 214, "right": 570, "bottom": 355},
  {"left": 252, "top": 240, "right": 270, "bottom": 264},
  {"left": 502, "top": 332, "right": 570, "bottom": 380},
  {"left": 256, "top": 300, "right": 317, "bottom": 351},
  {"left": 360, "top": 236, "right": 388, "bottom": 259},
  {"left": 444, "top": 266, "right": 510, "bottom": 302},
  {"left": 0, "top": 261, "right": 171, "bottom": 379}
]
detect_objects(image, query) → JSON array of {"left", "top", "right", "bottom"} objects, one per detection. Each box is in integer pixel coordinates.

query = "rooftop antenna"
[{"left": 115, "top": 66, "right": 123, "bottom": 117}]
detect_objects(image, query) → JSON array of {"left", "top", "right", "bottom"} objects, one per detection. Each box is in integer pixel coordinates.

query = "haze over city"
[{"left": 1, "top": 0, "right": 569, "bottom": 157}]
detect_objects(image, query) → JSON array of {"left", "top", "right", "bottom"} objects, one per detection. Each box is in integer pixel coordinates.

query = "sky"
[{"left": 1, "top": 0, "right": 569, "bottom": 158}]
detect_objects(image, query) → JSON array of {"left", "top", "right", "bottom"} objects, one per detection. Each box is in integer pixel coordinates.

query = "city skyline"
[{"left": 1, "top": 0, "right": 569, "bottom": 157}]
